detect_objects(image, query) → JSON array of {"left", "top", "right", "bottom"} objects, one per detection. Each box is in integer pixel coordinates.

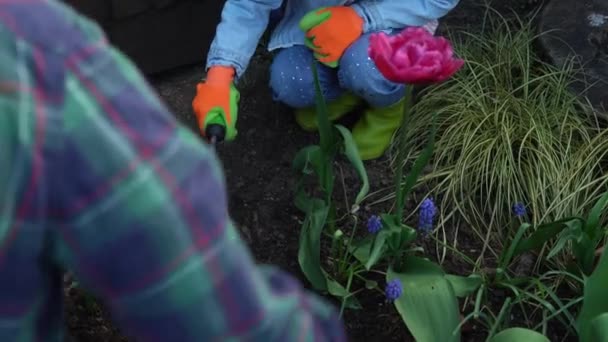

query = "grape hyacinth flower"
[
  {"left": 512, "top": 202, "right": 526, "bottom": 218},
  {"left": 385, "top": 279, "right": 403, "bottom": 301},
  {"left": 367, "top": 215, "right": 383, "bottom": 234},
  {"left": 418, "top": 198, "right": 437, "bottom": 234}
]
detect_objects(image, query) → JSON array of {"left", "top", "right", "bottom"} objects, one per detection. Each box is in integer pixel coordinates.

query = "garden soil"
[{"left": 63, "top": 1, "right": 571, "bottom": 341}]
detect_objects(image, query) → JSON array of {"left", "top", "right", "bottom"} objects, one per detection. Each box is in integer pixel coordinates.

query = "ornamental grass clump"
[{"left": 390, "top": 14, "right": 608, "bottom": 256}]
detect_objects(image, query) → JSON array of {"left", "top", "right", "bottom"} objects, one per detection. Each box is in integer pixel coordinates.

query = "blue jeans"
[{"left": 268, "top": 32, "right": 405, "bottom": 109}]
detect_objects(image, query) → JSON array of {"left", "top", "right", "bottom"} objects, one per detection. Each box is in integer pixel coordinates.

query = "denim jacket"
[{"left": 206, "top": 0, "right": 460, "bottom": 79}]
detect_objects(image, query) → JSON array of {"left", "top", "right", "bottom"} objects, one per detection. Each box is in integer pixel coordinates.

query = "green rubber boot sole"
[
  {"left": 295, "top": 92, "right": 362, "bottom": 132},
  {"left": 352, "top": 98, "right": 405, "bottom": 160}
]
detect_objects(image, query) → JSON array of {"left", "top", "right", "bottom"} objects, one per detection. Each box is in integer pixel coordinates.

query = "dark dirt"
[{"left": 64, "top": 1, "right": 578, "bottom": 341}]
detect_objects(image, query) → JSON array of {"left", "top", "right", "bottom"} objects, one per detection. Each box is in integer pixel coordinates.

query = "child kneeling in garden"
[{"left": 193, "top": 0, "right": 461, "bottom": 160}]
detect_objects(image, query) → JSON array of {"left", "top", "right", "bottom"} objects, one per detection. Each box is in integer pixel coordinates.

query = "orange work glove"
[
  {"left": 192, "top": 66, "right": 239, "bottom": 141},
  {"left": 299, "top": 6, "right": 364, "bottom": 67}
]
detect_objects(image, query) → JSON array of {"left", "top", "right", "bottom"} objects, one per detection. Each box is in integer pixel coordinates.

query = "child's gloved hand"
[
  {"left": 299, "top": 6, "right": 364, "bottom": 68},
  {"left": 192, "top": 66, "right": 240, "bottom": 141}
]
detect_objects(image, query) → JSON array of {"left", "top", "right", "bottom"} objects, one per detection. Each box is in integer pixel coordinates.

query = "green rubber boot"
[
  {"left": 352, "top": 98, "right": 405, "bottom": 160},
  {"left": 295, "top": 92, "right": 362, "bottom": 131}
]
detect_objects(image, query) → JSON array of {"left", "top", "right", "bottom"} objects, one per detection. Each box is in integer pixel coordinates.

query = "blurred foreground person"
[{"left": 0, "top": 1, "right": 345, "bottom": 341}]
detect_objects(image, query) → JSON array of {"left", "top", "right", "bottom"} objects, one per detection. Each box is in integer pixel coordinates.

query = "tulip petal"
[
  {"left": 368, "top": 26, "right": 465, "bottom": 84},
  {"left": 392, "top": 48, "right": 412, "bottom": 69}
]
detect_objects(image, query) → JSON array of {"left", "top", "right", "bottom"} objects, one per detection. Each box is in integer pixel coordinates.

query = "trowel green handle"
[
  {"left": 202, "top": 84, "right": 239, "bottom": 143},
  {"left": 203, "top": 109, "right": 227, "bottom": 143}
]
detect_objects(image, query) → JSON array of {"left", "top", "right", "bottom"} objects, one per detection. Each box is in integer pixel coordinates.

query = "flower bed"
[{"left": 64, "top": 1, "right": 608, "bottom": 341}]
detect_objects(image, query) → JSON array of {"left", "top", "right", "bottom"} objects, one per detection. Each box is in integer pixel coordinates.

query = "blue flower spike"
[
  {"left": 367, "top": 215, "right": 383, "bottom": 234},
  {"left": 418, "top": 198, "right": 437, "bottom": 234},
  {"left": 385, "top": 279, "right": 403, "bottom": 301},
  {"left": 512, "top": 202, "right": 526, "bottom": 218}
]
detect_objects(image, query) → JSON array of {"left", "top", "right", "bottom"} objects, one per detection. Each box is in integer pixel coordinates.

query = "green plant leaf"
[
  {"left": 343, "top": 296, "right": 362, "bottom": 310},
  {"left": 445, "top": 274, "right": 483, "bottom": 298},
  {"left": 577, "top": 247, "right": 608, "bottom": 341},
  {"left": 326, "top": 277, "right": 348, "bottom": 297},
  {"left": 488, "top": 328, "right": 549, "bottom": 342},
  {"left": 585, "top": 191, "right": 608, "bottom": 239},
  {"left": 381, "top": 214, "right": 401, "bottom": 232},
  {"left": 372, "top": 215, "right": 418, "bottom": 256},
  {"left": 292, "top": 146, "right": 323, "bottom": 213},
  {"left": 499, "top": 223, "right": 531, "bottom": 270},
  {"left": 514, "top": 218, "right": 584, "bottom": 256},
  {"left": 298, "top": 198, "right": 329, "bottom": 291},
  {"left": 397, "top": 225, "right": 418, "bottom": 249},
  {"left": 365, "top": 229, "right": 390, "bottom": 270},
  {"left": 350, "top": 236, "right": 372, "bottom": 265},
  {"left": 388, "top": 257, "right": 461, "bottom": 342},
  {"left": 398, "top": 111, "right": 438, "bottom": 206},
  {"left": 311, "top": 61, "right": 335, "bottom": 151},
  {"left": 294, "top": 186, "right": 315, "bottom": 213},
  {"left": 308, "top": 61, "right": 337, "bottom": 200},
  {"left": 393, "top": 86, "right": 414, "bottom": 220},
  {"left": 326, "top": 277, "right": 362, "bottom": 310},
  {"left": 293, "top": 145, "right": 322, "bottom": 176},
  {"left": 546, "top": 225, "right": 580, "bottom": 259},
  {"left": 292, "top": 143, "right": 334, "bottom": 204},
  {"left": 335, "top": 125, "right": 369, "bottom": 205},
  {"left": 365, "top": 279, "right": 378, "bottom": 289},
  {"left": 379, "top": 214, "right": 413, "bottom": 254},
  {"left": 573, "top": 232, "right": 596, "bottom": 276},
  {"left": 590, "top": 313, "right": 608, "bottom": 342}
]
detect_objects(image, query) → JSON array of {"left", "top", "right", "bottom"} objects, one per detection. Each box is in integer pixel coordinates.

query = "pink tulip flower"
[{"left": 368, "top": 27, "right": 464, "bottom": 84}]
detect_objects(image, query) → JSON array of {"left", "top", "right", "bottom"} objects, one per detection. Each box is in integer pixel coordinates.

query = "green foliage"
[
  {"left": 477, "top": 245, "right": 608, "bottom": 342},
  {"left": 290, "top": 13, "right": 608, "bottom": 341},
  {"left": 362, "top": 11, "right": 608, "bottom": 339},
  {"left": 389, "top": 11, "right": 608, "bottom": 253},
  {"left": 296, "top": 197, "right": 329, "bottom": 290},
  {"left": 489, "top": 328, "right": 550, "bottom": 342},
  {"left": 389, "top": 258, "right": 461, "bottom": 342},
  {"left": 293, "top": 60, "right": 459, "bottom": 339},
  {"left": 293, "top": 62, "right": 369, "bottom": 293},
  {"left": 446, "top": 274, "right": 483, "bottom": 298},
  {"left": 452, "top": 190, "right": 608, "bottom": 341},
  {"left": 512, "top": 192, "right": 608, "bottom": 275},
  {"left": 577, "top": 246, "right": 608, "bottom": 341}
]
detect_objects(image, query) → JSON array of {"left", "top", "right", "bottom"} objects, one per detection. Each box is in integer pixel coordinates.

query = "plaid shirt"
[{"left": 0, "top": 1, "right": 345, "bottom": 341}]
